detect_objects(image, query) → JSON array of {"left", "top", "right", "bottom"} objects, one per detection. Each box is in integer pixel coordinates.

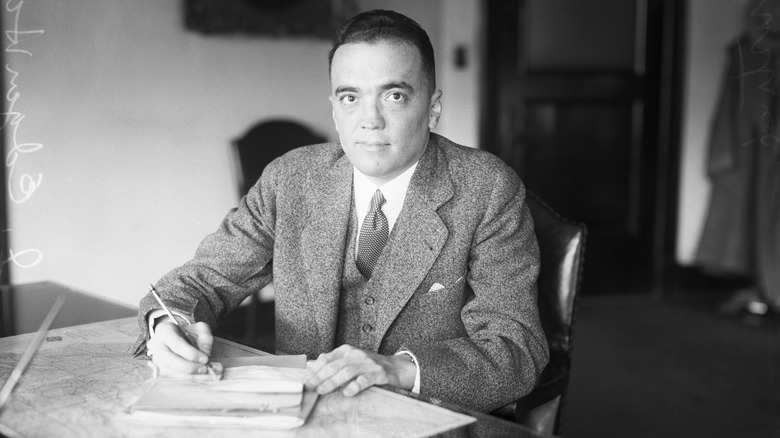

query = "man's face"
[{"left": 329, "top": 41, "right": 441, "bottom": 186}]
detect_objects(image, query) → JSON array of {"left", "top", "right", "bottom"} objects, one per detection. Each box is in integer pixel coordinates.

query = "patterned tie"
[{"left": 357, "top": 189, "right": 388, "bottom": 278}]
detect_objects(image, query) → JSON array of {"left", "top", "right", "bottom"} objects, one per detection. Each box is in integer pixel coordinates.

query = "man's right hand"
[{"left": 145, "top": 318, "right": 214, "bottom": 377}]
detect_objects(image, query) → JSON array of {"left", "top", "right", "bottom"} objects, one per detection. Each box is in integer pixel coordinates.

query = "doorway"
[{"left": 482, "top": 0, "right": 686, "bottom": 295}]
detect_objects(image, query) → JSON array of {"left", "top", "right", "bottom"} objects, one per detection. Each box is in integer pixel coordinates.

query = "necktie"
[{"left": 357, "top": 189, "right": 388, "bottom": 278}]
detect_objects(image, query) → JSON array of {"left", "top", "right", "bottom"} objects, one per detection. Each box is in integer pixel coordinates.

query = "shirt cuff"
[
  {"left": 147, "top": 309, "right": 192, "bottom": 337},
  {"left": 395, "top": 350, "right": 421, "bottom": 394}
]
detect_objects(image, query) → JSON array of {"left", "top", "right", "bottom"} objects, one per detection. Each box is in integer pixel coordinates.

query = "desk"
[
  {"left": 0, "top": 317, "right": 549, "bottom": 437},
  {"left": 0, "top": 282, "right": 137, "bottom": 337}
]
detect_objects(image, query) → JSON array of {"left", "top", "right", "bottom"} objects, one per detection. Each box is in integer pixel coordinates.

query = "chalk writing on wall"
[
  {"left": 1, "top": 0, "right": 44, "bottom": 269},
  {"left": 738, "top": 3, "right": 780, "bottom": 149}
]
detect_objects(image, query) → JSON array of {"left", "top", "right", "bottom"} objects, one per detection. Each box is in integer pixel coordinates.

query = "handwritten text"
[{"left": 1, "top": 0, "right": 44, "bottom": 269}]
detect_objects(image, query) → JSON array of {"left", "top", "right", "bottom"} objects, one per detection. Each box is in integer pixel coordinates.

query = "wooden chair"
[
  {"left": 234, "top": 119, "right": 326, "bottom": 196},
  {"left": 233, "top": 119, "right": 325, "bottom": 347},
  {"left": 492, "top": 191, "right": 586, "bottom": 436}
]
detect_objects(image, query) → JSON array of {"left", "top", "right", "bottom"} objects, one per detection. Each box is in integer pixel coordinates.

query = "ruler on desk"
[{"left": 0, "top": 295, "right": 66, "bottom": 410}]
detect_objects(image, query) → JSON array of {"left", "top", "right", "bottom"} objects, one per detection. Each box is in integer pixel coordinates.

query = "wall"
[
  {"left": 4, "top": 0, "right": 756, "bottom": 305},
  {"left": 2, "top": 0, "right": 481, "bottom": 307},
  {"left": 676, "top": 0, "right": 745, "bottom": 264}
]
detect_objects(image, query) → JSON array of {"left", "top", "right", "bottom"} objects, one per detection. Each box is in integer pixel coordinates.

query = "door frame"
[{"left": 479, "top": 0, "right": 688, "bottom": 297}]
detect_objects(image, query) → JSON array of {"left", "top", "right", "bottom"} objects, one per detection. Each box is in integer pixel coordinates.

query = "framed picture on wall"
[{"left": 184, "top": 0, "right": 358, "bottom": 38}]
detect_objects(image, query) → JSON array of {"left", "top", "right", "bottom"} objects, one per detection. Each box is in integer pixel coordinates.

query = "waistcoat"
[{"left": 335, "top": 202, "right": 385, "bottom": 351}]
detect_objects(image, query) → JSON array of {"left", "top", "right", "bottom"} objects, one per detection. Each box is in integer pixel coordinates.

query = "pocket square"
[{"left": 428, "top": 283, "right": 446, "bottom": 292}]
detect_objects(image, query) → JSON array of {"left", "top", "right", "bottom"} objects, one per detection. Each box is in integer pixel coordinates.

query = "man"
[{"left": 134, "top": 9, "right": 548, "bottom": 412}]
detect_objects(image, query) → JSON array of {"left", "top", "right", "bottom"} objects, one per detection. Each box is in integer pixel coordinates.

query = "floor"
[{"left": 562, "top": 291, "right": 780, "bottom": 438}]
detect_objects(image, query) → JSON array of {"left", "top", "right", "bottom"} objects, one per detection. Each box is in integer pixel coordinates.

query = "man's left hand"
[{"left": 304, "top": 345, "right": 416, "bottom": 396}]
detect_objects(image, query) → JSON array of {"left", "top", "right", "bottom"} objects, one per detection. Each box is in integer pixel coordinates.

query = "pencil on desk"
[{"left": 148, "top": 284, "right": 218, "bottom": 379}]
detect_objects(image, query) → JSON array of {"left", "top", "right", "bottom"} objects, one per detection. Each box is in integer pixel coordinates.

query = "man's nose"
[{"left": 359, "top": 100, "right": 385, "bottom": 130}]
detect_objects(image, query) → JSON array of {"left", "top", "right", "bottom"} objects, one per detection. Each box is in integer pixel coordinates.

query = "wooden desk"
[
  {"left": 0, "top": 282, "right": 137, "bottom": 337},
  {"left": 0, "top": 317, "right": 549, "bottom": 437}
]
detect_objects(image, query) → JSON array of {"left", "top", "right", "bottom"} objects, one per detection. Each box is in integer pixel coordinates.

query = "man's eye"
[
  {"left": 341, "top": 95, "right": 357, "bottom": 104},
  {"left": 386, "top": 92, "right": 404, "bottom": 102}
]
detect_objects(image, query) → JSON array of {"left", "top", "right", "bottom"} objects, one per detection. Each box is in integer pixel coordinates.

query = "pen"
[{"left": 148, "top": 284, "right": 217, "bottom": 378}]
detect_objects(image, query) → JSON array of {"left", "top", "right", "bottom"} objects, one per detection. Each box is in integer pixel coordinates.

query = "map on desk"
[{"left": 0, "top": 318, "right": 476, "bottom": 437}]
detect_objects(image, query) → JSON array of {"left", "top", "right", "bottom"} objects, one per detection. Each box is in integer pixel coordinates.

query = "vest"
[{"left": 335, "top": 201, "right": 385, "bottom": 351}]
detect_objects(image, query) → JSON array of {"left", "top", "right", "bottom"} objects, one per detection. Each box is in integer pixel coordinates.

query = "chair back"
[
  {"left": 526, "top": 191, "right": 586, "bottom": 355},
  {"left": 516, "top": 191, "right": 586, "bottom": 435},
  {"left": 234, "top": 119, "right": 326, "bottom": 195}
]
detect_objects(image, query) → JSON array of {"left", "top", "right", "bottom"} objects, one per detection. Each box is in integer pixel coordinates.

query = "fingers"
[
  {"left": 184, "top": 322, "right": 214, "bottom": 356},
  {"left": 304, "top": 345, "right": 390, "bottom": 397},
  {"left": 343, "top": 373, "right": 373, "bottom": 397},
  {"left": 159, "top": 321, "right": 209, "bottom": 363},
  {"left": 146, "top": 321, "right": 212, "bottom": 376},
  {"left": 305, "top": 348, "right": 336, "bottom": 377}
]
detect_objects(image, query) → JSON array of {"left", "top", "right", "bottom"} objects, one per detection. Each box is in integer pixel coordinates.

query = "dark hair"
[{"left": 328, "top": 9, "right": 436, "bottom": 91}]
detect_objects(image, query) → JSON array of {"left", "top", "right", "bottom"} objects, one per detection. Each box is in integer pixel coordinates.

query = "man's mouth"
[{"left": 356, "top": 141, "right": 390, "bottom": 147}]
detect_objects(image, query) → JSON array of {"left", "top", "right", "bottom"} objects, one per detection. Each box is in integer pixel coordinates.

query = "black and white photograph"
[{"left": 0, "top": 1, "right": 777, "bottom": 437}]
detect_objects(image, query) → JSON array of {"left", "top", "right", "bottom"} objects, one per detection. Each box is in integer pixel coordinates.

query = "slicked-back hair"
[{"left": 328, "top": 9, "right": 436, "bottom": 93}]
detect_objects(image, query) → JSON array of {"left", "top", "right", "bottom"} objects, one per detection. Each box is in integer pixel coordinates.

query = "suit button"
[
  {"left": 362, "top": 324, "right": 373, "bottom": 333},
  {"left": 365, "top": 297, "right": 375, "bottom": 305}
]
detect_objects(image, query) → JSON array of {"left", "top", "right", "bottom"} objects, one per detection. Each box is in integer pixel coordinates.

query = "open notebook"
[{"left": 127, "top": 355, "right": 317, "bottom": 429}]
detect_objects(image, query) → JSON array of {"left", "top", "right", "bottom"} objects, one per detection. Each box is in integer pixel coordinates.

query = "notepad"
[{"left": 127, "top": 355, "right": 317, "bottom": 429}]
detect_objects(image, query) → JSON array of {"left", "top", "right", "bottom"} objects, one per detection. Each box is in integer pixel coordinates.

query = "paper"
[
  {"left": 209, "top": 365, "right": 304, "bottom": 393},
  {"left": 127, "top": 355, "right": 317, "bottom": 429}
]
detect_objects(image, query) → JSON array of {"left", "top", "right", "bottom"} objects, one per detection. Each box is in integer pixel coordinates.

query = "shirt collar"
[{"left": 353, "top": 162, "right": 418, "bottom": 232}]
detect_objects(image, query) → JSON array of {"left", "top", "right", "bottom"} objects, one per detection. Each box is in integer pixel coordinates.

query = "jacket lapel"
[
  {"left": 372, "top": 137, "right": 454, "bottom": 343},
  {"left": 300, "top": 153, "right": 353, "bottom": 353}
]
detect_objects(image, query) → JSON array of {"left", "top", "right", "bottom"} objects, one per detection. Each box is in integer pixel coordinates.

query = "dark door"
[{"left": 483, "top": 0, "right": 684, "bottom": 295}]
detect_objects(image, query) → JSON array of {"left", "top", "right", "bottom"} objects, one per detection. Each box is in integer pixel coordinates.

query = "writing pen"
[{"left": 148, "top": 284, "right": 217, "bottom": 378}]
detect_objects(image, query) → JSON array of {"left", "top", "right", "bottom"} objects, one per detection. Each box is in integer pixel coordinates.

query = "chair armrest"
[
  {"left": 490, "top": 350, "right": 571, "bottom": 421},
  {"left": 515, "top": 351, "right": 570, "bottom": 416}
]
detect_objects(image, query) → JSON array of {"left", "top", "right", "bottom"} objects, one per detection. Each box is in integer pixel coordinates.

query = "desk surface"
[
  {"left": 0, "top": 281, "right": 137, "bottom": 337},
  {"left": 0, "top": 317, "right": 547, "bottom": 438}
]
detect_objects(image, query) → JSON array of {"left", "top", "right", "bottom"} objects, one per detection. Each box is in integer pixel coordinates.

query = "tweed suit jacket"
[{"left": 133, "top": 133, "right": 549, "bottom": 412}]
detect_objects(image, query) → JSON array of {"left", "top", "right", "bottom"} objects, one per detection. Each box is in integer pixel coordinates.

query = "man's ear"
[{"left": 428, "top": 90, "right": 442, "bottom": 129}]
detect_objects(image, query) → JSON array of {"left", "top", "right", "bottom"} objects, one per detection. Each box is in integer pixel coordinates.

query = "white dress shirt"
[
  {"left": 353, "top": 162, "right": 422, "bottom": 393},
  {"left": 352, "top": 162, "right": 418, "bottom": 248}
]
